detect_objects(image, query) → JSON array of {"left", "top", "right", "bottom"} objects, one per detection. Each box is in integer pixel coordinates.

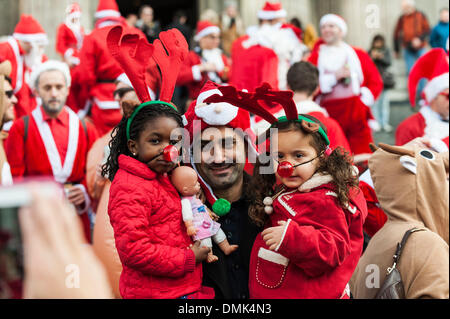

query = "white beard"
[{"left": 24, "top": 44, "right": 44, "bottom": 70}]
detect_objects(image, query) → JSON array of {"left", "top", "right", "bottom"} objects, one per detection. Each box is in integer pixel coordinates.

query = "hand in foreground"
[
  {"left": 190, "top": 241, "right": 210, "bottom": 264},
  {"left": 262, "top": 220, "right": 288, "bottom": 251},
  {"left": 19, "top": 185, "right": 112, "bottom": 299}
]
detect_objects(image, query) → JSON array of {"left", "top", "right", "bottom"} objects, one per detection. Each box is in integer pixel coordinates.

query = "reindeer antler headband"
[
  {"left": 204, "top": 83, "right": 330, "bottom": 146},
  {"left": 107, "top": 26, "right": 189, "bottom": 140}
]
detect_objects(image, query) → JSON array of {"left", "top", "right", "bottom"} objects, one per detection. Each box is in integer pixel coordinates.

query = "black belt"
[{"left": 97, "top": 79, "right": 116, "bottom": 83}]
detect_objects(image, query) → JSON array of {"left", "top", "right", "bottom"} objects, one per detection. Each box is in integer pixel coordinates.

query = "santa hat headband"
[
  {"left": 107, "top": 26, "right": 188, "bottom": 140},
  {"left": 194, "top": 21, "right": 221, "bottom": 42},
  {"left": 13, "top": 14, "right": 48, "bottom": 45},
  {"left": 95, "top": 0, "right": 121, "bottom": 20},
  {"left": 29, "top": 60, "right": 71, "bottom": 90},
  {"left": 408, "top": 48, "right": 449, "bottom": 106},
  {"left": 320, "top": 14, "right": 348, "bottom": 36},
  {"left": 258, "top": 2, "right": 287, "bottom": 20}
]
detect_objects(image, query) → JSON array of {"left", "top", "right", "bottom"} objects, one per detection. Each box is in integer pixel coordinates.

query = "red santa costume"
[
  {"left": 74, "top": 0, "right": 150, "bottom": 136},
  {"left": 230, "top": 2, "right": 306, "bottom": 91},
  {"left": 252, "top": 99, "right": 352, "bottom": 154},
  {"left": 0, "top": 15, "right": 48, "bottom": 121},
  {"left": 308, "top": 14, "right": 383, "bottom": 160},
  {"left": 5, "top": 61, "right": 98, "bottom": 242},
  {"left": 177, "top": 21, "right": 231, "bottom": 100},
  {"left": 396, "top": 48, "right": 449, "bottom": 150}
]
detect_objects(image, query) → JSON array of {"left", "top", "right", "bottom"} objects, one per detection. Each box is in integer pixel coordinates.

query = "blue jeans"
[
  {"left": 403, "top": 48, "right": 426, "bottom": 103},
  {"left": 372, "top": 90, "right": 390, "bottom": 127}
]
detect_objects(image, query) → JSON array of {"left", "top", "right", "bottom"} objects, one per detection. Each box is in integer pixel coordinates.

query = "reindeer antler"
[
  {"left": 107, "top": 25, "right": 154, "bottom": 104},
  {"left": 152, "top": 29, "right": 189, "bottom": 103},
  {"left": 204, "top": 85, "right": 278, "bottom": 124},
  {"left": 254, "top": 83, "right": 298, "bottom": 120}
]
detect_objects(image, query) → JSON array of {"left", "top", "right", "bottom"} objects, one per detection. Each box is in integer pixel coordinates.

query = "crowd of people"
[{"left": 0, "top": 0, "right": 448, "bottom": 300}]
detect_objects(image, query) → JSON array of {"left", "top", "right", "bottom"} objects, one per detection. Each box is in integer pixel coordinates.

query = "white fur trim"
[
  {"left": 95, "top": 10, "right": 121, "bottom": 19},
  {"left": 326, "top": 191, "right": 338, "bottom": 197},
  {"left": 359, "top": 169, "right": 374, "bottom": 189},
  {"left": 277, "top": 190, "right": 299, "bottom": 217},
  {"left": 347, "top": 204, "right": 357, "bottom": 214},
  {"left": 93, "top": 98, "right": 119, "bottom": 110},
  {"left": 257, "top": 9, "right": 287, "bottom": 20},
  {"left": 64, "top": 48, "right": 74, "bottom": 60},
  {"left": 297, "top": 101, "right": 329, "bottom": 117},
  {"left": 274, "top": 219, "right": 292, "bottom": 252},
  {"left": 32, "top": 106, "right": 79, "bottom": 184},
  {"left": 191, "top": 65, "right": 202, "bottom": 81},
  {"left": 429, "top": 138, "right": 449, "bottom": 153},
  {"left": 29, "top": 60, "right": 71, "bottom": 90},
  {"left": 423, "top": 73, "right": 449, "bottom": 104},
  {"left": 420, "top": 106, "right": 449, "bottom": 141},
  {"left": 1, "top": 162, "right": 13, "bottom": 186},
  {"left": 320, "top": 14, "right": 348, "bottom": 36},
  {"left": 13, "top": 32, "right": 48, "bottom": 45},
  {"left": 298, "top": 173, "right": 333, "bottom": 192},
  {"left": 194, "top": 26, "right": 221, "bottom": 42},
  {"left": 399, "top": 155, "right": 417, "bottom": 175},
  {"left": 7, "top": 37, "right": 23, "bottom": 93},
  {"left": 195, "top": 89, "right": 238, "bottom": 126},
  {"left": 258, "top": 247, "right": 289, "bottom": 266},
  {"left": 360, "top": 86, "right": 375, "bottom": 107}
]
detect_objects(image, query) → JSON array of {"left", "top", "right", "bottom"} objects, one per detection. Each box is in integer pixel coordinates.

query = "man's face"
[
  {"left": 199, "top": 33, "right": 221, "bottom": 50},
  {"left": 440, "top": 10, "right": 449, "bottom": 23},
  {"left": 401, "top": 0, "right": 415, "bottom": 14},
  {"left": 141, "top": 7, "right": 154, "bottom": 24},
  {"left": 430, "top": 88, "right": 449, "bottom": 120},
  {"left": 320, "top": 22, "right": 343, "bottom": 44},
  {"left": 195, "top": 126, "right": 246, "bottom": 191},
  {"left": 2, "top": 81, "right": 17, "bottom": 123},
  {"left": 37, "top": 70, "right": 68, "bottom": 116}
]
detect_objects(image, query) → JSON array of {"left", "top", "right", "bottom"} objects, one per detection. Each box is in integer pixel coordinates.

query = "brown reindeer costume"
[{"left": 350, "top": 143, "right": 449, "bottom": 298}]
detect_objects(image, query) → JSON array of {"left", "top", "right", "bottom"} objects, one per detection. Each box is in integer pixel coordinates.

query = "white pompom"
[
  {"left": 263, "top": 197, "right": 273, "bottom": 206},
  {"left": 264, "top": 206, "right": 273, "bottom": 214}
]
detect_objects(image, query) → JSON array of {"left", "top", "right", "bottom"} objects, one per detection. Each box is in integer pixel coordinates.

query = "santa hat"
[
  {"left": 320, "top": 14, "right": 348, "bottom": 36},
  {"left": 66, "top": 2, "right": 82, "bottom": 19},
  {"left": 257, "top": 2, "right": 287, "bottom": 20},
  {"left": 408, "top": 48, "right": 449, "bottom": 106},
  {"left": 29, "top": 60, "right": 71, "bottom": 90},
  {"left": 13, "top": 14, "right": 48, "bottom": 45},
  {"left": 194, "top": 21, "right": 221, "bottom": 42},
  {"left": 95, "top": 0, "right": 121, "bottom": 20},
  {"left": 183, "top": 81, "right": 258, "bottom": 214}
]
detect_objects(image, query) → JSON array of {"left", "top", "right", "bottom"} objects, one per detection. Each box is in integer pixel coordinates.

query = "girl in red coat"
[
  {"left": 102, "top": 102, "right": 211, "bottom": 299},
  {"left": 247, "top": 114, "right": 367, "bottom": 299}
]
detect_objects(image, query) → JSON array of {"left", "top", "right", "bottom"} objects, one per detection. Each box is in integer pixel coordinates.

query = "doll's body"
[{"left": 172, "top": 166, "right": 238, "bottom": 263}]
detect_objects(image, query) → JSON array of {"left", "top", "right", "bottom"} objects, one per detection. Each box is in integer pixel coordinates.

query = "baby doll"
[{"left": 171, "top": 166, "right": 238, "bottom": 263}]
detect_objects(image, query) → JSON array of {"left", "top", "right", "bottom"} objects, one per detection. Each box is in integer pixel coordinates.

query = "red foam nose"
[
  {"left": 163, "top": 145, "right": 179, "bottom": 163},
  {"left": 277, "top": 161, "right": 294, "bottom": 178}
]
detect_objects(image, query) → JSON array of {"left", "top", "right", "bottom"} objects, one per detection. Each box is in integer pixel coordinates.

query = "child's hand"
[
  {"left": 190, "top": 241, "right": 211, "bottom": 264},
  {"left": 262, "top": 220, "right": 288, "bottom": 251}
]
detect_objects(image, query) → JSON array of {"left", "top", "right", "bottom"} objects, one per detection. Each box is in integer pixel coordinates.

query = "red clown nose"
[
  {"left": 277, "top": 161, "right": 294, "bottom": 178},
  {"left": 163, "top": 145, "right": 179, "bottom": 163}
]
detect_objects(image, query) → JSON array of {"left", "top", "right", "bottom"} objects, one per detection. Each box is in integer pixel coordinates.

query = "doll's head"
[{"left": 171, "top": 166, "right": 201, "bottom": 197}]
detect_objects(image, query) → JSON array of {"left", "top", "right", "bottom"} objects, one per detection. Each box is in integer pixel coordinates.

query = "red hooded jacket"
[{"left": 108, "top": 155, "right": 202, "bottom": 299}]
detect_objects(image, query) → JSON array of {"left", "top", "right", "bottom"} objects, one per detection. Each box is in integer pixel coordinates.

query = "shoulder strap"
[
  {"left": 389, "top": 227, "right": 425, "bottom": 272},
  {"left": 80, "top": 118, "right": 87, "bottom": 136},
  {"left": 23, "top": 115, "right": 29, "bottom": 143}
]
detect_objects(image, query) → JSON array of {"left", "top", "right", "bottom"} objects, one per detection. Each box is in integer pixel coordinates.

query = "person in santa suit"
[
  {"left": 308, "top": 14, "right": 383, "bottom": 163},
  {"left": 0, "top": 14, "right": 48, "bottom": 122},
  {"left": 177, "top": 21, "right": 231, "bottom": 102},
  {"left": 0, "top": 60, "right": 17, "bottom": 186},
  {"left": 253, "top": 61, "right": 351, "bottom": 155},
  {"left": 396, "top": 48, "right": 449, "bottom": 150},
  {"left": 74, "top": 0, "right": 149, "bottom": 136},
  {"left": 5, "top": 61, "right": 98, "bottom": 242},
  {"left": 56, "top": 3, "right": 85, "bottom": 113},
  {"left": 231, "top": 2, "right": 307, "bottom": 91}
]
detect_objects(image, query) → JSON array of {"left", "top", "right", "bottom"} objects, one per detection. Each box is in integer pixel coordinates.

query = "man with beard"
[
  {"left": 5, "top": 61, "right": 98, "bottom": 242},
  {"left": 0, "top": 14, "right": 48, "bottom": 121},
  {"left": 183, "top": 81, "right": 261, "bottom": 299}
]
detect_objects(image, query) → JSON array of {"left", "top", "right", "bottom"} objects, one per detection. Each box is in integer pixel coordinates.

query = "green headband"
[
  {"left": 126, "top": 101, "right": 178, "bottom": 141},
  {"left": 272, "top": 115, "right": 330, "bottom": 146}
]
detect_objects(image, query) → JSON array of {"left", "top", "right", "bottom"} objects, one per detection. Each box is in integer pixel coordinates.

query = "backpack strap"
[
  {"left": 387, "top": 227, "right": 426, "bottom": 274},
  {"left": 23, "top": 115, "right": 29, "bottom": 143}
]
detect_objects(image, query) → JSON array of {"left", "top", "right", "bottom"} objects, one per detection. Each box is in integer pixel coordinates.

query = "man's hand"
[
  {"left": 199, "top": 62, "right": 217, "bottom": 73},
  {"left": 67, "top": 186, "right": 86, "bottom": 207},
  {"left": 261, "top": 220, "right": 288, "bottom": 251},
  {"left": 411, "top": 37, "right": 422, "bottom": 49},
  {"left": 335, "top": 66, "right": 351, "bottom": 81}
]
